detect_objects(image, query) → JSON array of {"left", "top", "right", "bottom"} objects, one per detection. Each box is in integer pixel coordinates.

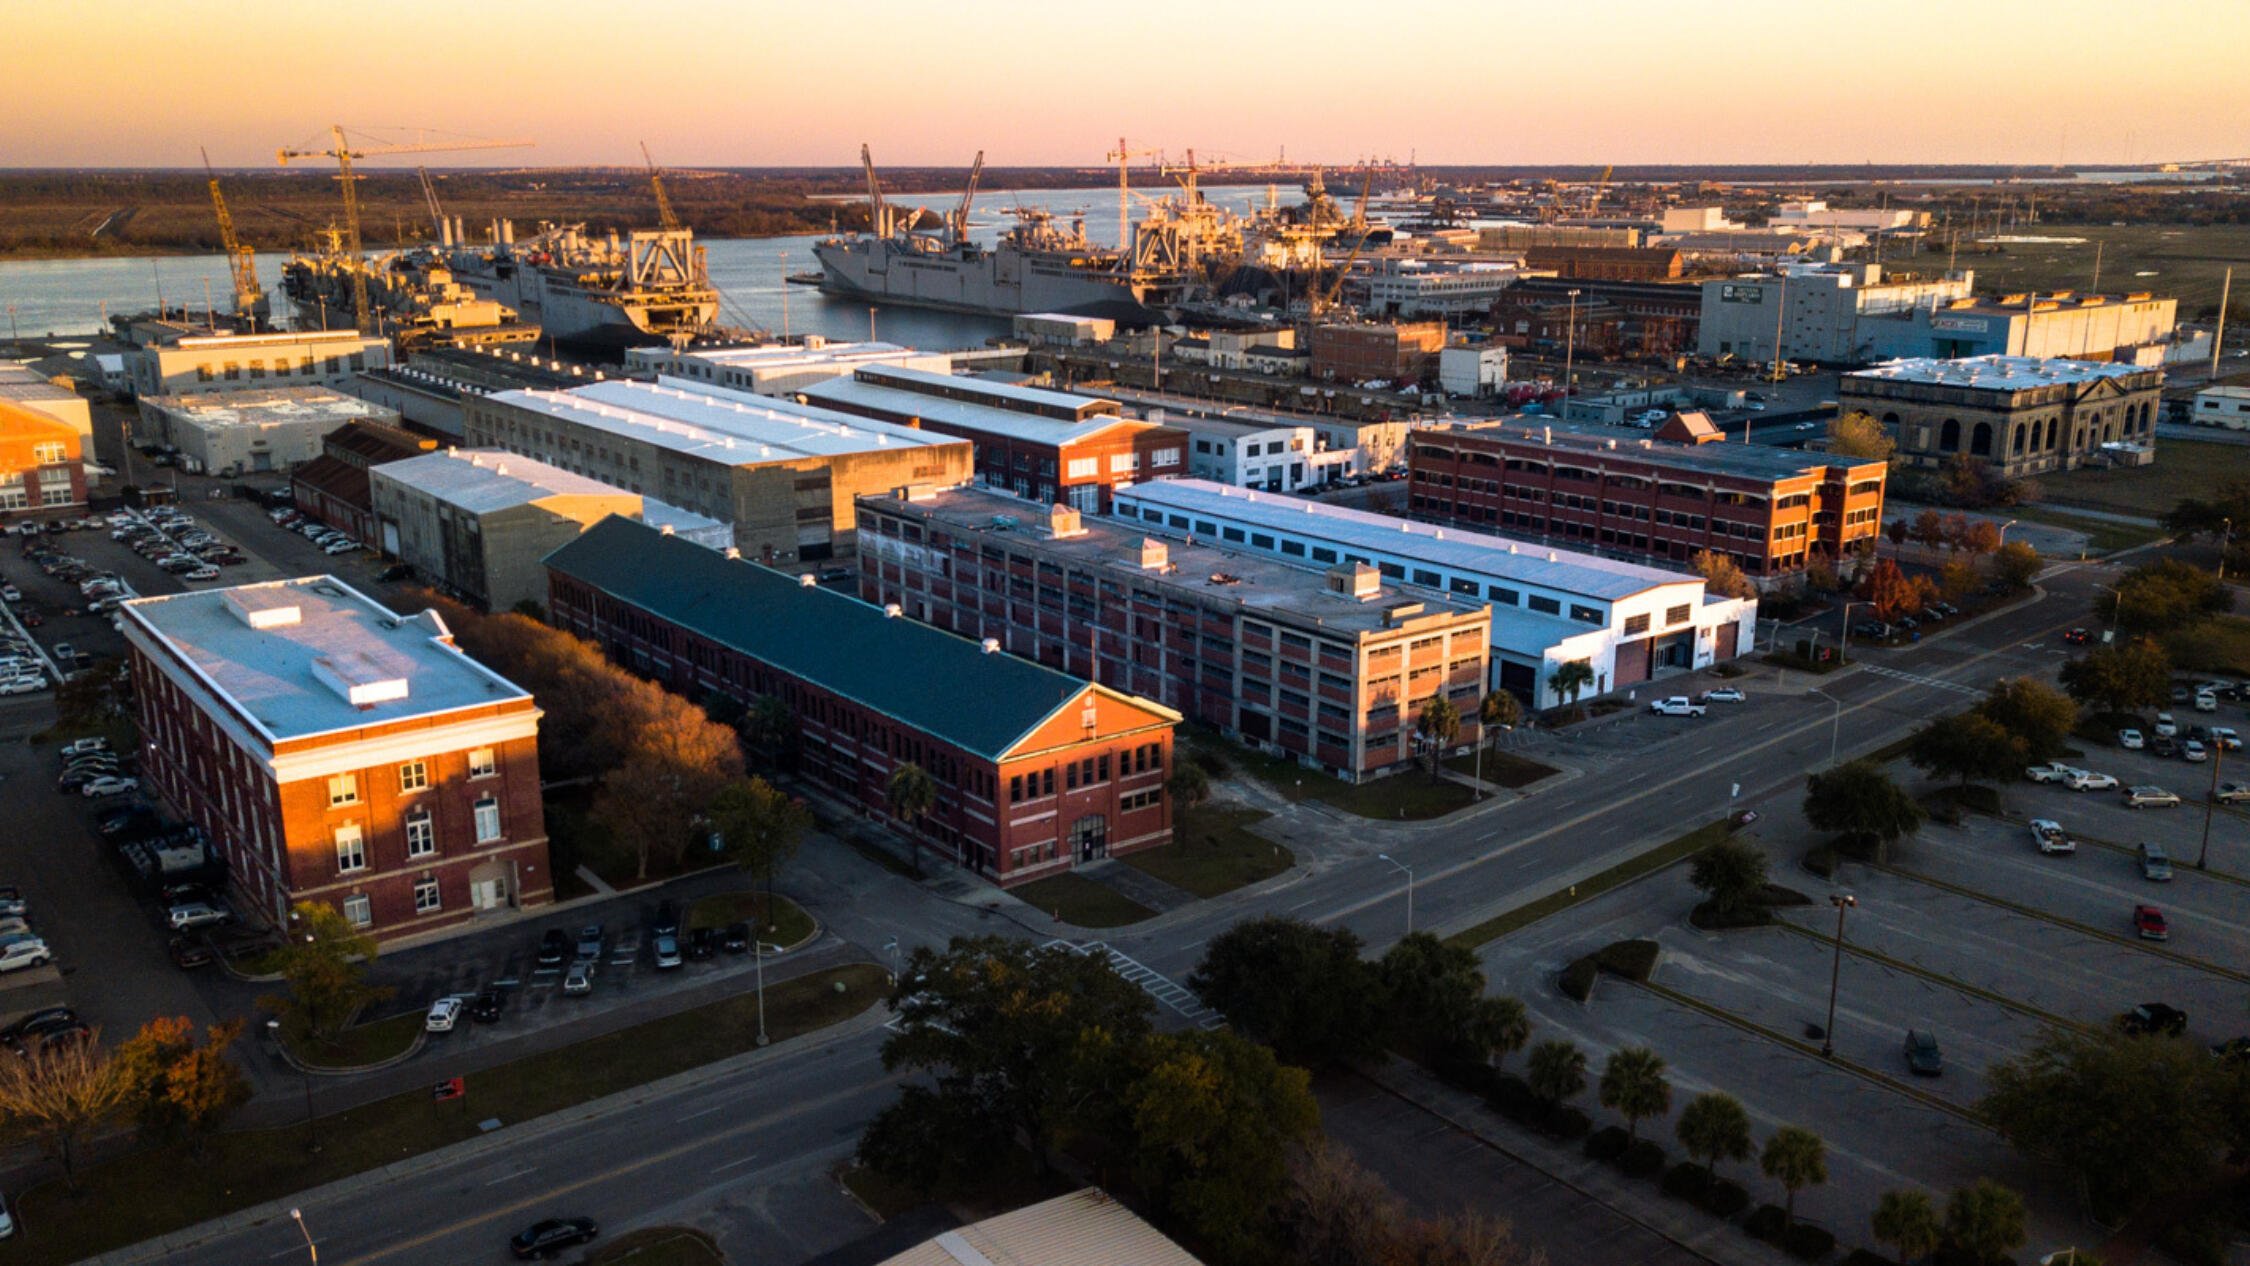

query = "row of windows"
[
  {"left": 193, "top": 353, "right": 362, "bottom": 382},
  {"left": 338, "top": 879, "right": 442, "bottom": 929},
  {"left": 326, "top": 750, "right": 496, "bottom": 807},
  {"left": 334, "top": 796, "right": 503, "bottom": 873}
]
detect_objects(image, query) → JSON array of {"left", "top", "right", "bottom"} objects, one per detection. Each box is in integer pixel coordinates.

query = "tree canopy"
[
  {"left": 1992, "top": 540, "right": 2042, "bottom": 591},
  {"left": 1191, "top": 917, "right": 1387, "bottom": 1068},
  {"left": 1760, "top": 1126, "right": 1828, "bottom": 1226},
  {"left": 2059, "top": 637, "right": 2171, "bottom": 715},
  {"left": 1802, "top": 760, "right": 1924, "bottom": 861},
  {"left": 1597, "top": 1046, "right": 1671, "bottom": 1143},
  {"left": 261, "top": 900, "right": 392, "bottom": 1045},
  {"left": 110, "top": 1017, "right": 249, "bottom": 1153},
  {"left": 708, "top": 776, "right": 811, "bottom": 904},
  {"left": 1825, "top": 411, "right": 1896, "bottom": 463},
  {"left": 1692, "top": 550, "right": 1758, "bottom": 601},
  {"left": 1688, "top": 837, "right": 1770, "bottom": 923},
  {"left": 1975, "top": 677, "right": 2079, "bottom": 762},
  {"left": 2102, "top": 557, "right": 2231, "bottom": 634},
  {"left": 1126, "top": 1028, "right": 1321, "bottom": 1260},
  {"left": 1943, "top": 1179, "right": 2028, "bottom": 1266},
  {"left": 1677, "top": 1091, "right": 1755, "bottom": 1183},
  {"left": 1907, "top": 712, "right": 2025, "bottom": 789}
]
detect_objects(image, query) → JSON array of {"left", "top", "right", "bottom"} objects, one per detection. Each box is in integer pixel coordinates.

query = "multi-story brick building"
[
  {"left": 1309, "top": 322, "right": 1447, "bottom": 383},
  {"left": 120, "top": 578, "right": 553, "bottom": 943},
  {"left": 0, "top": 399, "right": 87, "bottom": 517},
  {"left": 545, "top": 515, "right": 1180, "bottom": 884},
  {"left": 1406, "top": 423, "right": 1888, "bottom": 579},
  {"left": 1841, "top": 355, "right": 2162, "bottom": 478},
  {"left": 800, "top": 366, "right": 1185, "bottom": 512},
  {"left": 291, "top": 418, "right": 441, "bottom": 547},
  {"left": 858, "top": 486, "right": 1491, "bottom": 782},
  {"left": 1522, "top": 246, "right": 1685, "bottom": 283}
]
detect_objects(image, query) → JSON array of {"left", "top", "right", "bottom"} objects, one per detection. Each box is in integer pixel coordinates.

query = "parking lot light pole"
[
  {"left": 1821, "top": 894, "right": 1856, "bottom": 1059},
  {"left": 1376, "top": 853, "right": 1415, "bottom": 935},
  {"left": 1837, "top": 601, "right": 1862, "bottom": 661},
  {"left": 269, "top": 1017, "right": 318, "bottom": 1153},
  {"left": 1807, "top": 687, "right": 1843, "bottom": 765},
  {"left": 2198, "top": 741, "right": 2223, "bottom": 870},
  {"left": 289, "top": 1208, "right": 317, "bottom": 1265},
  {"left": 754, "top": 940, "right": 784, "bottom": 1047}
]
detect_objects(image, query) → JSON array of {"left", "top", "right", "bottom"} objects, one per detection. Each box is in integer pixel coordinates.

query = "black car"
[
  {"left": 96, "top": 806, "right": 159, "bottom": 839},
  {"left": 2119, "top": 1003, "right": 2190, "bottom": 1036},
  {"left": 687, "top": 927, "right": 718, "bottom": 960},
  {"left": 469, "top": 988, "right": 505, "bottom": 1023},
  {"left": 1902, "top": 1030, "right": 1943, "bottom": 1076},
  {"left": 652, "top": 899, "right": 679, "bottom": 938},
  {"left": 535, "top": 929, "right": 570, "bottom": 968},
  {"left": 167, "top": 937, "right": 215, "bottom": 970},
  {"left": 721, "top": 921, "right": 751, "bottom": 954},
  {"left": 1, "top": 1007, "right": 76, "bottom": 1048},
  {"left": 510, "top": 1216, "right": 598, "bottom": 1259},
  {"left": 2151, "top": 733, "right": 2181, "bottom": 758}
]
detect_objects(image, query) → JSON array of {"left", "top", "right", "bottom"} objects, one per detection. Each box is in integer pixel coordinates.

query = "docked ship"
[
  {"left": 281, "top": 228, "right": 537, "bottom": 348},
  {"left": 444, "top": 217, "right": 722, "bottom": 351}
]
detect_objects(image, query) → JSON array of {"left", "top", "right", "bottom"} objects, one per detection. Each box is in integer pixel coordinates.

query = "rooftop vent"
[
  {"left": 723, "top": 547, "right": 741, "bottom": 560},
  {"left": 312, "top": 651, "right": 409, "bottom": 709},
  {"left": 660, "top": 524, "right": 675, "bottom": 536},
  {"left": 1327, "top": 561, "right": 1382, "bottom": 602},
  {"left": 1138, "top": 538, "right": 1170, "bottom": 571},
  {"left": 799, "top": 573, "right": 816, "bottom": 587},
  {"left": 883, "top": 603, "right": 902, "bottom": 618},
  {"left": 981, "top": 637, "right": 1001, "bottom": 654},
  {"left": 1047, "top": 505, "right": 1086, "bottom": 539},
  {"left": 223, "top": 590, "right": 301, "bottom": 630}
]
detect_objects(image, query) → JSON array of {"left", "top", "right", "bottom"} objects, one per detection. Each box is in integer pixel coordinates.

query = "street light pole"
[
  {"left": 1376, "top": 853, "right": 1415, "bottom": 935},
  {"left": 1561, "top": 289, "right": 1581, "bottom": 412},
  {"left": 755, "top": 940, "right": 782, "bottom": 1047},
  {"left": 268, "top": 1017, "right": 319, "bottom": 1152},
  {"left": 289, "top": 1208, "right": 318, "bottom": 1265},
  {"left": 2198, "top": 740, "right": 2223, "bottom": 870},
  {"left": 1997, "top": 518, "right": 2017, "bottom": 548},
  {"left": 2219, "top": 517, "right": 2234, "bottom": 583},
  {"left": 1807, "top": 687, "right": 1843, "bottom": 764},
  {"left": 1821, "top": 894, "right": 1856, "bottom": 1058}
]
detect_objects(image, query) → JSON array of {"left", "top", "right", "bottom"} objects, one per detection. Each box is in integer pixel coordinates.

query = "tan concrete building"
[
  {"left": 461, "top": 379, "right": 971, "bottom": 564},
  {"left": 129, "top": 330, "right": 393, "bottom": 398},
  {"left": 137, "top": 386, "right": 399, "bottom": 476},
  {"left": 1842, "top": 355, "right": 2163, "bottom": 478}
]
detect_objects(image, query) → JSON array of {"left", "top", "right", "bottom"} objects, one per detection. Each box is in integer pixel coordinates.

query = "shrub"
[
  {"left": 1803, "top": 845, "right": 1837, "bottom": 879},
  {"left": 1595, "top": 939, "right": 1661, "bottom": 980},
  {"left": 1783, "top": 1224, "right": 1837, "bottom": 1260},
  {"left": 1662, "top": 1162, "right": 1709, "bottom": 1202},
  {"left": 1843, "top": 1250, "right": 1894, "bottom": 1266},
  {"left": 1689, "top": 900, "right": 1772, "bottom": 930},
  {"left": 1584, "top": 1125, "right": 1629, "bottom": 1161},
  {"left": 1620, "top": 1139, "right": 1666, "bottom": 1179},
  {"left": 1542, "top": 1104, "right": 1592, "bottom": 1140},
  {"left": 1487, "top": 1074, "right": 1539, "bottom": 1123},
  {"left": 1436, "top": 1053, "right": 1500, "bottom": 1097},
  {"left": 1745, "top": 1204, "right": 1789, "bottom": 1242},
  {"left": 1558, "top": 956, "right": 1599, "bottom": 1001},
  {"left": 1702, "top": 1178, "right": 1751, "bottom": 1219}
]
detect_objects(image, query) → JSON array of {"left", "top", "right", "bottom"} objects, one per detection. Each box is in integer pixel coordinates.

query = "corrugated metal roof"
[
  {"left": 543, "top": 517, "right": 1164, "bottom": 759},
  {"left": 801, "top": 377, "right": 1150, "bottom": 447},
  {"left": 372, "top": 449, "right": 639, "bottom": 514},
  {"left": 490, "top": 380, "right": 959, "bottom": 465},
  {"left": 875, "top": 1189, "right": 1202, "bottom": 1266},
  {"left": 1848, "top": 355, "right": 2154, "bottom": 390}
]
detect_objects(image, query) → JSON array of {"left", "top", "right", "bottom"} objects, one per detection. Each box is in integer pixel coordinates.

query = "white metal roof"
[
  {"left": 1113, "top": 478, "right": 1693, "bottom": 602},
  {"left": 665, "top": 341, "right": 915, "bottom": 368},
  {"left": 854, "top": 364, "right": 1115, "bottom": 416},
  {"left": 1848, "top": 355, "right": 2154, "bottom": 390},
  {"left": 489, "top": 379, "right": 958, "bottom": 465},
  {"left": 875, "top": 1189, "right": 1202, "bottom": 1266},
  {"left": 801, "top": 377, "right": 1151, "bottom": 446},
  {"left": 146, "top": 387, "right": 386, "bottom": 430},
  {"left": 370, "top": 448, "right": 638, "bottom": 513}
]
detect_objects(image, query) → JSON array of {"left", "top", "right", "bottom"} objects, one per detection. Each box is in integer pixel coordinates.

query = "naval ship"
[
  {"left": 444, "top": 218, "right": 721, "bottom": 350},
  {"left": 281, "top": 226, "right": 537, "bottom": 348}
]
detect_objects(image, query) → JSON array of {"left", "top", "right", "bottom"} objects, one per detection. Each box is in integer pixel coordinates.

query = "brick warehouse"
[
  {"left": 857, "top": 486, "right": 1491, "bottom": 782},
  {"left": 121, "top": 579, "right": 552, "bottom": 943},
  {"left": 545, "top": 516, "right": 1180, "bottom": 884},
  {"left": 1407, "top": 422, "right": 1888, "bottom": 579}
]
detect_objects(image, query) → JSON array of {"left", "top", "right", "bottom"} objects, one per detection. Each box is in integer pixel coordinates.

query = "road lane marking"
[
  {"left": 713, "top": 1152, "right": 762, "bottom": 1171},
  {"left": 483, "top": 1167, "right": 536, "bottom": 1186},
  {"left": 678, "top": 1103, "right": 730, "bottom": 1121}
]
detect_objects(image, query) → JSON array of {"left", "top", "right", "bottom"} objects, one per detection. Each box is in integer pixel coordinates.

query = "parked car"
[
  {"left": 165, "top": 902, "right": 232, "bottom": 931},
  {"left": 1902, "top": 1030, "right": 1943, "bottom": 1076},
  {"left": 2208, "top": 726, "right": 2242, "bottom": 751},
  {"left": 2215, "top": 781, "right": 2250, "bottom": 804},
  {"left": 2024, "top": 762, "right": 2078, "bottom": 784},
  {"left": 562, "top": 960, "right": 595, "bottom": 995},
  {"left": 1699, "top": 687, "right": 1746, "bottom": 704},
  {"left": 688, "top": 927, "right": 718, "bottom": 960},
  {"left": 510, "top": 1217, "right": 598, "bottom": 1260},
  {"left": 2151, "top": 734, "right": 2180, "bottom": 758},
  {"left": 2124, "top": 785, "right": 2181, "bottom": 809},
  {"left": 470, "top": 989, "right": 504, "bottom": 1023},
  {"left": 536, "top": 928, "right": 570, "bottom": 967},
  {"left": 0, "top": 938, "right": 50, "bottom": 973},
  {"left": 2154, "top": 712, "right": 2179, "bottom": 737},
  {"left": 0, "top": 1007, "right": 77, "bottom": 1048},
  {"left": 167, "top": 937, "right": 215, "bottom": 970},
  {"left": 652, "top": 933, "right": 682, "bottom": 970},
  {"left": 2183, "top": 739, "right": 2210, "bottom": 763},
  {"left": 2211, "top": 1037, "right": 2250, "bottom": 1064},
  {"left": 2116, "top": 728, "right": 2146, "bottom": 750},
  {"left": 1648, "top": 696, "right": 1706, "bottom": 717},
  {"left": 2138, "top": 842, "right": 2174, "bottom": 881},
  {"left": 80, "top": 775, "right": 139, "bottom": 798},
  {"left": 721, "top": 922, "right": 752, "bottom": 954},
  {"left": 2133, "top": 904, "right": 2170, "bottom": 941},
  {"left": 652, "top": 900, "right": 679, "bottom": 937},
  {"left": 425, "top": 996, "right": 464, "bottom": 1032},
  {"left": 1853, "top": 620, "right": 1891, "bottom": 639},
  {"left": 59, "top": 738, "right": 108, "bottom": 758},
  {"left": 573, "top": 925, "right": 603, "bottom": 960},
  {"left": 2029, "top": 819, "right": 2076, "bottom": 855},
  {"left": 0, "top": 676, "right": 46, "bottom": 697},
  {"left": 2065, "top": 769, "right": 2118, "bottom": 792}
]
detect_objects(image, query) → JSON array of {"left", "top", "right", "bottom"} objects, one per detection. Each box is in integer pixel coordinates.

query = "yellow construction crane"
[
  {"left": 1589, "top": 164, "right": 1614, "bottom": 211},
  {"left": 1312, "top": 167, "right": 1377, "bottom": 319},
  {"left": 1106, "top": 137, "right": 1164, "bottom": 250},
  {"left": 277, "top": 125, "right": 533, "bottom": 331},
  {"left": 415, "top": 166, "right": 445, "bottom": 240},
  {"left": 200, "top": 147, "right": 263, "bottom": 328},
  {"left": 641, "top": 141, "right": 680, "bottom": 233},
  {"left": 949, "top": 150, "right": 984, "bottom": 247}
]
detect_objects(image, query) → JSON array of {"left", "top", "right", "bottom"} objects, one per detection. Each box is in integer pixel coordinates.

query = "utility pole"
[
  {"left": 1769, "top": 273, "right": 1789, "bottom": 390},
  {"left": 2091, "top": 239, "right": 2104, "bottom": 294},
  {"left": 1820, "top": 893, "right": 1856, "bottom": 1058},
  {"left": 2214, "top": 267, "right": 2233, "bottom": 382},
  {"left": 1561, "top": 288, "right": 1581, "bottom": 411},
  {"left": 2197, "top": 740, "right": 2223, "bottom": 870}
]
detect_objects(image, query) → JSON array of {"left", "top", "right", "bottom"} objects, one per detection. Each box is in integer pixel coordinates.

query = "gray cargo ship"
[{"left": 445, "top": 218, "right": 721, "bottom": 350}]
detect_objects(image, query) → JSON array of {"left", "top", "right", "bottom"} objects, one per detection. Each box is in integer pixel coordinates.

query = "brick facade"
[{"left": 0, "top": 400, "right": 87, "bottom": 516}]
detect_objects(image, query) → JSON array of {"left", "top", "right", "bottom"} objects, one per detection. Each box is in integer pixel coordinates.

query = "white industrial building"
[
  {"left": 128, "top": 329, "right": 393, "bottom": 398},
  {"left": 1768, "top": 200, "right": 1928, "bottom": 234},
  {"left": 1156, "top": 413, "right": 1352, "bottom": 491},
  {"left": 1364, "top": 260, "right": 1521, "bottom": 318},
  {"left": 138, "top": 387, "right": 400, "bottom": 476},
  {"left": 622, "top": 339, "right": 954, "bottom": 397},
  {"left": 1697, "top": 263, "right": 1974, "bottom": 364},
  {"left": 1439, "top": 345, "right": 1509, "bottom": 398},
  {"left": 2192, "top": 385, "right": 2250, "bottom": 429},
  {"left": 1108, "top": 479, "right": 1756, "bottom": 709}
]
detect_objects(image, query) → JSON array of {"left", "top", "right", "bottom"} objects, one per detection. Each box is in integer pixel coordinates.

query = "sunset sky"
[{"left": 7, "top": 0, "right": 2243, "bottom": 169}]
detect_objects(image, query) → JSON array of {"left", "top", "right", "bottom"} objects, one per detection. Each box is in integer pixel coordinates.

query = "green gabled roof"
[{"left": 544, "top": 516, "right": 1097, "bottom": 760}]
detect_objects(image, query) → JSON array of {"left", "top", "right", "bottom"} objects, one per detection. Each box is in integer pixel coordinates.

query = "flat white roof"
[
  {"left": 856, "top": 364, "right": 1113, "bottom": 416},
  {"left": 801, "top": 376, "right": 1149, "bottom": 446},
  {"left": 170, "top": 329, "right": 374, "bottom": 350},
  {"left": 1849, "top": 355, "right": 2154, "bottom": 390},
  {"left": 656, "top": 341, "right": 918, "bottom": 369},
  {"left": 122, "top": 577, "right": 530, "bottom": 743},
  {"left": 146, "top": 387, "right": 387, "bottom": 429},
  {"left": 876, "top": 1189, "right": 1202, "bottom": 1266},
  {"left": 371, "top": 448, "right": 638, "bottom": 513},
  {"left": 488, "top": 379, "right": 958, "bottom": 465},
  {"left": 1113, "top": 478, "right": 1693, "bottom": 602}
]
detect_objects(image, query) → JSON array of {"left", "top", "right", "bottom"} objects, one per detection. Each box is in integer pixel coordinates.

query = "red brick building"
[
  {"left": 1522, "top": 246, "right": 1686, "bottom": 282},
  {"left": 801, "top": 366, "right": 1185, "bottom": 512},
  {"left": 121, "top": 578, "right": 553, "bottom": 943},
  {"left": 0, "top": 400, "right": 87, "bottom": 517},
  {"left": 545, "top": 515, "right": 1179, "bottom": 884},
  {"left": 858, "top": 488, "right": 1492, "bottom": 783},
  {"left": 1309, "top": 322, "right": 1448, "bottom": 384},
  {"left": 1407, "top": 424, "right": 1888, "bottom": 578},
  {"left": 291, "top": 419, "right": 438, "bottom": 547}
]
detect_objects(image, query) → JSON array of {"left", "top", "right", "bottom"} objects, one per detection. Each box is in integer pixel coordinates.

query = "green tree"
[
  {"left": 261, "top": 900, "right": 393, "bottom": 1047},
  {"left": 1416, "top": 695, "right": 1462, "bottom": 780},
  {"left": 1479, "top": 689, "right": 1524, "bottom": 769},
  {"left": 1692, "top": 549, "right": 1758, "bottom": 600},
  {"left": 2059, "top": 637, "right": 2171, "bottom": 715},
  {"left": 1525, "top": 1038, "right": 1588, "bottom": 1110},
  {"left": 884, "top": 761, "right": 939, "bottom": 877},
  {"left": 2102, "top": 557, "right": 2232, "bottom": 634},
  {"left": 1939, "top": 559, "right": 1979, "bottom": 601},
  {"left": 1676, "top": 1091, "right": 1754, "bottom": 1185},
  {"left": 1376, "top": 932, "right": 1493, "bottom": 1061},
  {"left": 1547, "top": 660, "right": 1595, "bottom": 716},
  {"left": 1469, "top": 994, "right": 1532, "bottom": 1071},
  {"left": 109, "top": 1016, "right": 249, "bottom": 1155},
  {"left": 1826, "top": 410, "right": 1896, "bottom": 462},
  {"left": 1126, "top": 1028, "right": 1321, "bottom": 1262},
  {"left": 1992, "top": 540, "right": 2041, "bottom": 590},
  {"left": 1688, "top": 836, "right": 1770, "bottom": 923},
  {"left": 1166, "top": 760, "right": 1212, "bottom": 822},
  {"left": 857, "top": 1084, "right": 1009, "bottom": 1195},
  {"left": 708, "top": 776, "right": 812, "bottom": 911},
  {"left": 1598, "top": 1046, "right": 1671, "bottom": 1144},
  {"left": 1803, "top": 760, "right": 1925, "bottom": 863},
  {"left": 1859, "top": 558, "right": 1927, "bottom": 622},
  {"left": 1760, "top": 1125, "right": 1827, "bottom": 1228},
  {"left": 0, "top": 1034, "right": 128, "bottom": 1195},
  {"left": 1976, "top": 676, "right": 2079, "bottom": 762},
  {"left": 1907, "top": 712, "right": 2025, "bottom": 790},
  {"left": 1943, "top": 1179, "right": 2028, "bottom": 1266},
  {"left": 1871, "top": 1189, "right": 1942, "bottom": 1266},
  {"left": 1190, "top": 917, "right": 1386, "bottom": 1068}
]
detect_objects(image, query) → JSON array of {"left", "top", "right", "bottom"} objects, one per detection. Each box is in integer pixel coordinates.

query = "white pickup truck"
[
  {"left": 2024, "top": 762, "right": 2079, "bottom": 785},
  {"left": 1648, "top": 696, "right": 1707, "bottom": 718}
]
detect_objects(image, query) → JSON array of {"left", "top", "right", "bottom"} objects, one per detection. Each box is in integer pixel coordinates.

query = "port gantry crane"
[
  {"left": 946, "top": 150, "right": 986, "bottom": 248},
  {"left": 415, "top": 167, "right": 446, "bottom": 240},
  {"left": 641, "top": 141, "right": 680, "bottom": 233},
  {"left": 1310, "top": 166, "right": 1378, "bottom": 319},
  {"left": 200, "top": 148, "right": 264, "bottom": 329},
  {"left": 277, "top": 125, "right": 532, "bottom": 332},
  {"left": 1106, "top": 138, "right": 1165, "bottom": 250}
]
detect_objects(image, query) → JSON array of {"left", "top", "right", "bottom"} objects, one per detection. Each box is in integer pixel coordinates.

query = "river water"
[{"left": 0, "top": 184, "right": 1296, "bottom": 350}]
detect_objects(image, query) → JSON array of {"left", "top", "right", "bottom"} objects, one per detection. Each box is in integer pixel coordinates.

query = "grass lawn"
[
  {"left": 1119, "top": 807, "right": 1292, "bottom": 898},
  {"left": 2164, "top": 615, "right": 2250, "bottom": 677},
  {"left": 687, "top": 890, "right": 815, "bottom": 947},
  {"left": 589, "top": 1227, "right": 725, "bottom": 1266},
  {"left": 1445, "top": 820, "right": 1731, "bottom": 950},
  {"left": 9, "top": 964, "right": 887, "bottom": 1266},
  {"left": 1008, "top": 873, "right": 1154, "bottom": 928},
  {"left": 1178, "top": 729, "right": 1474, "bottom": 820},
  {"left": 285, "top": 1010, "right": 422, "bottom": 1070},
  {"left": 2010, "top": 505, "right": 2166, "bottom": 555},
  {"left": 1441, "top": 748, "right": 1561, "bottom": 789},
  {"left": 1896, "top": 221, "right": 2250, "bottom": 319},
  {"left": 2040, "top": 439, "right": 2250, "bottom": 520}
]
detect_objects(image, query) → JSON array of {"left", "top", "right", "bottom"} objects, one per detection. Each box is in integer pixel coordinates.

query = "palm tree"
[
  {"left": 1547, "top": 660, "right": 1594, "bottom": 715},
  {"left": 1597, "top": 1046, "right": 1671, "bottom": 1145},
  {"left": 1943, "top": 1179, "right": 2027, "bottom": 1266},
  {"left": 1761, "top": 1126, "right": 1827, "bottom": 1229},
  {"left": 885, "top": 761, "right": 938, "bottom": 877},
  {"left": 1166, "top": 762, "right": 1211, "bottom": 825},
  {"left": 1525, "top": 1038, "right": 1587, "bottom": 1112},
  {"left": 1477, "top": 689, "right": 1524, "bottom": 791},
  {"left": 1415, "top": 696, "right": 1461, "bottom": 782},
  {"left": 1871, "top": 1189, "right": 1941, "bottom": 1266},
  {"left": 1676, "top": 1091, "right": 1753, "bottom": 1187},
  {"left": 1468, "top": 995, "right": 1531, "bottom": 1070}
]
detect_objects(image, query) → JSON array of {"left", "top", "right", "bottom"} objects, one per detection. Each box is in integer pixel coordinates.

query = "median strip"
[{"left": 1443, "top": 821, "right": 1729, "bottom": 950}]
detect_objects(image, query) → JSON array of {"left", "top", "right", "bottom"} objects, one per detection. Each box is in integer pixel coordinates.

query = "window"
[
  {"left": 328, "top": 773, "right": 359, "bottom": 806},
  {"left": 398, "top": 760, "right": 428, "bottom": 793},
  {"left": 30, "top": 442, "right": 65, "bottom": 465},
  {"left": 334, "top": 825, "right": 365, "bottom": 873},
  {"left": 414, "top": 879, "right": 441, "bottom": 914},
  {"left": 405, "top": 809, "right": 435, "bottom": 858},
  {"left": 1527, "top": 595, "right": 1561, "bottom": 615},
  {"left": 1066, "top": 457, "right": 1097, "bottom": 479},
  {"left": 473, "top": 796, "right": 502, "bottom": 843},
  {"left": 1623, "top": 613, "right": 1651, "bottom": 636},
  {"left": 342, "top": 895, "right": 371, "bottom": 928},
  {"left": 1666, "top": 604, "right": 1692, "bottom": 626},
  {"left": 1569, "top": 604, "right": 1603, "bottom": 625},
  {"left": 468, "top": 748, "right": 496, "bottom": 779}
]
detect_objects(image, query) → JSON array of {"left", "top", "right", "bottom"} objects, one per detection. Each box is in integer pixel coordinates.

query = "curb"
[
  {"left": 272, "top": 1027, "right": 428, "bottom": 1078},
  {"left": 81, "top": 998, "right": 896, "bottom": 1266}
]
